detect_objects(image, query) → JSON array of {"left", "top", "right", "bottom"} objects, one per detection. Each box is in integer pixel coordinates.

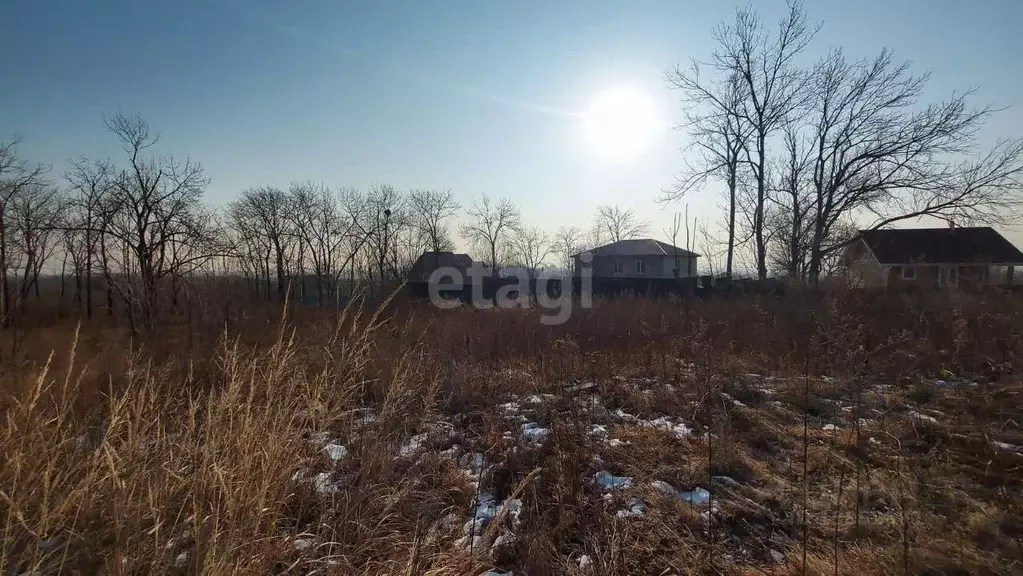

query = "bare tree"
[
  {"left": 65, "top": 156, "right": 113, "bottom": 318},
  {"left": 664, "top": 208, "right": 698, "bottom": 278},
  {"left": 0, "top": 139, "right": 48, "bottom": 326},
  {"left": 102, "top": 112, "right": 214, "bottom": 331},
  {"left": 697, "top": 221, "right": 720, "bottom": 279},
  {"left": 553, "top": 225, "right": 586, "bottom": 275},
  {"left": 227, "top": 199, "right": 271, "bottom": 301},
  {"left": 509, "top": 225, "right": 552, "bottom": 278},
  {"left": 460, "top": 195, "right": 521, "bottom": 276},
  {"left": 363, "top": 185, "right": 411, "bottom": 288},
  {"left": 708, "top": 1, "right": 817, "bottom": 279},
  {"left": 229, "top": 185, "right": 294, "bottom": 303},
  {"left": 9, "top": 183, "right": 63, "bottom": 304},
  {"left": 593, "top": 204, "right": 649, "bottom": 243},
  {"left": 408, "top": 188, "right": 459, "bottom": 252},
  {"left": 664, "top": 70, "right": 748, "bottom": 279},
  {"left": 768, "top": 124, "right": 815, "bottom": 278},
  {"left": 288, "top": 182, "right": 359, "bottom": 305},
  {"left": 801, "top": 48, "right": 1023, "bottom": 281}
]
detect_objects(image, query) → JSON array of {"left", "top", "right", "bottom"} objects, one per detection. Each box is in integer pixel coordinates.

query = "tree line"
[
  {"left": 664, "top": 1, "right": 1023, "bottom": 283},
  {"left": 0, "top": 114, "right": 659, "bottom": 333}
]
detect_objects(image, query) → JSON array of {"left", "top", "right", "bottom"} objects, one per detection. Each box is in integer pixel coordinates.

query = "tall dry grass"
[{"left": 1, "top": 287, "right": 1021, "bottom": 574}]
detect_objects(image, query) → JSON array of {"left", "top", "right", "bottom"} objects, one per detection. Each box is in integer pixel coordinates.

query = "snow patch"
[
  {"left": 464, "top": 493, "right": 500, "bottom": 535},
  {"left": 680, "top": 487, "right": 712, "bottom": 505},
  {"left": 439, "top": 444, "right": 461, "bottom": 459},
  {"left": 595, "top": 470, "right": 632, "bottom": 489},
  {"left": 464, "top": 494, "right": 523, "bottom": 539},
  {"left": 460, "top": 452, "right": 486, "bottom": 472},
  {"left": 521, "top": 422, "right": 550, "bottom": 442},
  {"left": 492, "top": 532, "right": 517, "bottom": 549},
  {"left": 313, "top": 472, "right": 340, "bottom": 496},
  {"left": 398, "top": 433, "right": 430, "bottom": 457},
  {"left": 649, "top": 480, "right": 712, "bottom": 504},
  {"left": 721, "top": 392, "right": 747, "bottom": 408},
  {"left": 499, "top": 401, "right": 520, "bottom": 413},
  {"left": 639, "top": 416, "right": 692, "bottom": 439},
  {"left": 909, "top": 411, "right": 939, "bottom": 424},
  {"left": 616, "top": 498, "right": 646, "bottom": 518},
  {"left": 323, "top": 443, "right": 348, "bottom": 461},
  {"left": 651, "top": 479, "right": 677, "bottom": 496}
]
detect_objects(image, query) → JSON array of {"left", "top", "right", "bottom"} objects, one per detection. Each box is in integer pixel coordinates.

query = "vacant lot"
[{"left": 2, "top": 289, "right": 1022, "bottom": 575}]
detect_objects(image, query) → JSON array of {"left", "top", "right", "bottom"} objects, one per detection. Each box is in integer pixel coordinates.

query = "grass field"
[{"left": 2, "top": 289, "right": 1022, "bottom": 575}]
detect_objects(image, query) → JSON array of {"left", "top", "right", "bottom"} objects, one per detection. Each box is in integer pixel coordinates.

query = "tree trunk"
[
  {"left": 74, "top": 265, "right": 82, "bottom": 308},
  {"left": 100, "top": 235, "right": 115, "bottom": 318},
  {"left": 33, "top": 266, "right": 41, "bottom": 299},
  {"left": 755, "top": 136, "right": 768, "bottom": 280},
  {"left": 274, "top": 243, "right": 286, "bottom": 303},
  {"left": 85, "top": 227, "right": 93, "bottom": 319},
  {"left": 59, "top": 253, "right": 68, "bottom": 318},
  {"left": 264, "top": 256, "right": 271, "bottom": 302},
  {"left": 790, "top": 192, "right": 802, "bottom": 279},
  {"left": 726, "top": 168, "right": 736, "bottom": 279},
  {"left": 0, "top": 204, "right": 9, "bottom": 329}
]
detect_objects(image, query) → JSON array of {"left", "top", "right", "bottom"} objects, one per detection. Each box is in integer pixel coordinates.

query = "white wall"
[
  {"left": 662, "top": 255, "right": 697, "bottom": 278},
  {"left": 577, "top": 254, "right": 698, "bottom": 278}
]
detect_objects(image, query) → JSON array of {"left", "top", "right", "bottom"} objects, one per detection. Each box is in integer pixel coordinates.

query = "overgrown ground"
[{"left": 2, "top": 289, "right": 1023, "bottom": 575}]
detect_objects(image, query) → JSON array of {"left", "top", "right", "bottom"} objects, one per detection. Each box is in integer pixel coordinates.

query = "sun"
[{"left": 582, "top": 87, "right": 663, "bottom": 162}]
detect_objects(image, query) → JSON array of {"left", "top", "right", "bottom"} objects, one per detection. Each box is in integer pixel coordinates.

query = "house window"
[
  {"left": 635, "top": 260, "right": 646, "bottom": 274},
  {"left": 613, "top": 260, "right": 623, "bottom": 274},
  {"left": 901, "top": 266, "right": 916, "bottom": 279}
]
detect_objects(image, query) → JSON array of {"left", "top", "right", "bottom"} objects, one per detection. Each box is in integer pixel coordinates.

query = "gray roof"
[{"left": 574, "top": 239, "right": 699, "bottom": 258}]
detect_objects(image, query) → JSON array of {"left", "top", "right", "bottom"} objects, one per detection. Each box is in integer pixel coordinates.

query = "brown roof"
[
  {"left": 407, "top": 251, "right": 474, "bottom": 282},
  {"left": 859, "top": 227, "right": 1023, "bottom": 265},
  {"left": 574, "top": 239, "right": 699, "bottom": 258}
]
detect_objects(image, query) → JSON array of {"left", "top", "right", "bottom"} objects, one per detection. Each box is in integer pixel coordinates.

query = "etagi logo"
[{"left": 426, "top": 251, "right": 593, "bottom": 325}]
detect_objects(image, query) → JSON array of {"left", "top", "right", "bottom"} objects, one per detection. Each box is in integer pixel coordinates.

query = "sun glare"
[{"left": 582, "top": 87, "right": 662, "bottom": 162}]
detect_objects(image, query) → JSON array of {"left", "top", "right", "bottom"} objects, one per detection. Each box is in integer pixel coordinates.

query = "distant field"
[{"left": 2, "top": 289, "right": 1022, "bottom": 575}]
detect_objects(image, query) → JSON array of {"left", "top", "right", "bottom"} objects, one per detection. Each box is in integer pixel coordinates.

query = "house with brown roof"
[
  {"left": 407, "top": 251, "right": 475, "bottom": 283},
  {"left": 573, "top": 239, "right": 699, "bottom": 279},
  {"left": 843, "top": 227, "right": 1023, "bottom": 288}
]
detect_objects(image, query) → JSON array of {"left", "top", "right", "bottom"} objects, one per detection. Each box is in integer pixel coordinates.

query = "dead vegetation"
[{"left": 2, "top": 288, "right": 1023, "bottom": 575}]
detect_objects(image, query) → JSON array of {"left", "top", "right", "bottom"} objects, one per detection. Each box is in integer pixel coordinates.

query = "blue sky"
[{"left": 3, "top": 0, "right": 1022, "bottom": 254}]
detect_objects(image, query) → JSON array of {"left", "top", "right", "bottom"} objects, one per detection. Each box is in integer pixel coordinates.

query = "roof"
[
  {"left": 407, "top": 251, "right": 474, "bottom": 282},
  {"left": 858, "top": 227, "right": 1023, "bottom": 265},
  {"left": 498, "top": 266, "right": 530, "bottom": 278},
  {"left": 573, "top": 239, "right": 699, "bottom": 258}
]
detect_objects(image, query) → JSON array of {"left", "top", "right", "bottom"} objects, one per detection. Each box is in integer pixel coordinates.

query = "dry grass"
[{"left": 2, "top": 288, "right": 1023, "bottom": 575}]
